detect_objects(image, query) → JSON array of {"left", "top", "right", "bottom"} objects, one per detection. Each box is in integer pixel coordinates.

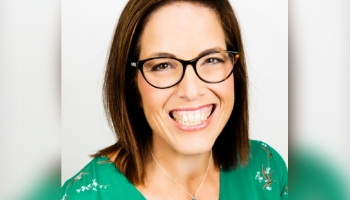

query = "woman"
[{"left": 62, "top": 0, "right": 288, "bottom": 199}]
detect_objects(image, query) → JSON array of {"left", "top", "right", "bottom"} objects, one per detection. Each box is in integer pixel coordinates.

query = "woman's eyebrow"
[
  {"left": 197, "top": 47, "right": 223, "bottom": 57},
  {"left": 149, "top": 52, "right": 176, "bottom": 58},
  {"left": 149, "top": 47, "right": 224, "bottom": 59}
]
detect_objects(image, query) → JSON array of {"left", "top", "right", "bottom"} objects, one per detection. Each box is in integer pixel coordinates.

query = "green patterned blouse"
[{"left": 62, "top": 140, "right": 288, "bottom": 199}]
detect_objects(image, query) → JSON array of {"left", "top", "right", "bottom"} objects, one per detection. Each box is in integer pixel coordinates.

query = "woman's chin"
[{"left": 170, "top": 141, "right": 214, "bottom": 156}]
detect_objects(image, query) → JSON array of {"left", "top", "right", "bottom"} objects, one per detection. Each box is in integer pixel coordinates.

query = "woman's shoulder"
[
  {"left": 248, "top": 140, "right": 288, "bottom": 186},
  {"left": 61, "top": 156, "right": 145, "bottom": 200},
  {"left": 220, "top": 140, "right": 288, "bottom": 199},
  {"left": 249, "top": 140, "right": 287, "bottom": 167}
]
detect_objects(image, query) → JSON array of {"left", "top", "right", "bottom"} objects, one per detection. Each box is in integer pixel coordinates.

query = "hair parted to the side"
[{"left": 92, "top": 0, "right": 249, "bottom": 185}]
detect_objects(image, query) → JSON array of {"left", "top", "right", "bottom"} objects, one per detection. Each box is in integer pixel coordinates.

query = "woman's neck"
[
  {"left": 145, "top": 137, "right": 218, "bottom": 190},
  {"left": 137, "top": 143, "right": 220, "bottom": 200},
  {"left": 150, "top": 144, "right": 213, "bottom": 180}
]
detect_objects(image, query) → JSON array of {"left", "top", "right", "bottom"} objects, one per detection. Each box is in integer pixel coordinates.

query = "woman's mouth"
[{"left": 169, "top": 104, "right": 215, "bottom": 126}]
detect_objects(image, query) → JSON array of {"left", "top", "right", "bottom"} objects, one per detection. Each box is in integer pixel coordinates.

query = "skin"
[{"left": 136, "top": 2, "right": 235, "bottom": 200}]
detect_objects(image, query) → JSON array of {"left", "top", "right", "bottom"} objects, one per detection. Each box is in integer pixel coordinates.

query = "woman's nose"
[{"left": 175, "top": 64, "right": 205, "bottom": 101}]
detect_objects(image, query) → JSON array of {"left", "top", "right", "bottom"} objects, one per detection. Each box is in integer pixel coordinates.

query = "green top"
[{"left": 62, "top": 140, "right": 288, "bottom": 199}]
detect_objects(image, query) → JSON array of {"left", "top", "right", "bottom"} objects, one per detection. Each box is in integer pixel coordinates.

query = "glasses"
[{"left": 131, "top": 50, "right": 239, "bottom": 89}]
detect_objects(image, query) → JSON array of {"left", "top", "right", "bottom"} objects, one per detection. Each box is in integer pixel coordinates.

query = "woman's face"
[{"left": 138, "top": 2, "right": 235, "bottom": 155}]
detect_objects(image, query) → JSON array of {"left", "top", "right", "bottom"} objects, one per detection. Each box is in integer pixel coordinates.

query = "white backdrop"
[{"left": 62, "top": 0, "right": 288, "bottom": 184}]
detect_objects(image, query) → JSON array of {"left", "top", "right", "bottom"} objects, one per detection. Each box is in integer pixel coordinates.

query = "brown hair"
[{"left": 93, "top": 0, "right": 249, "bottom": 185}]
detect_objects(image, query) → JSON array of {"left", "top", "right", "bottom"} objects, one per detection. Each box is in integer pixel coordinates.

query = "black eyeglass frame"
[{"left": 131, "top": 50, "right": 239, "bottom": 89}]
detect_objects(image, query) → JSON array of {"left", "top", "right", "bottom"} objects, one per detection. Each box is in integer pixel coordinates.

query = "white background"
[{"left": 61, "top": 0, "right": 288, "bottom": 183}]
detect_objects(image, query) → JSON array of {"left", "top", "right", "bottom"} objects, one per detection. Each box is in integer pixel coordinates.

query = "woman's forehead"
[{"left": 139, "top": 2, "right": 226, "bottom": 60}]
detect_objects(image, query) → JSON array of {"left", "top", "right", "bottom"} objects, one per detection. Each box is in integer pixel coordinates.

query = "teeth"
[
  {"left": 188, "top": 114, "right": 194, "bottom": 123},
  {"left": 170, "top": 106, "right": 213, "bottom": 126},
  {"left": 195, "top": 113, "right": 200, "bottom": 122},
  {"left": 182, "top": 115, "right": 188, "bottom": 122},
  {"left": 201, "top": 113, "right": 206, "bottom": 121}
]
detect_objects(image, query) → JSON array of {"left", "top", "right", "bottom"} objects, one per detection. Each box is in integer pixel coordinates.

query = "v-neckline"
[{"left": 122, "top": 161, "right": 223, "bottom": 200}]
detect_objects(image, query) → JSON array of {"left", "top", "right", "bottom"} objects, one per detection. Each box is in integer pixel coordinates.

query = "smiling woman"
[{"left": 62, "top": 0, "right": 288, "bottom": 199}]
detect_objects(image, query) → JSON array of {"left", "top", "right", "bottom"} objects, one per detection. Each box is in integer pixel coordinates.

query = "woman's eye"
[
  {"left": 151, "top": 63, "right": 171, "bottom": 71},
  {"left": 204, "top": 58, "right": 223, "bottom": 64}
]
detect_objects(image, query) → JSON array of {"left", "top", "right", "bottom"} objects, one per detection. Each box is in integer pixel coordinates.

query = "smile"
[{"left": 169, "top": 104, "right": 215, "bottom": 126}]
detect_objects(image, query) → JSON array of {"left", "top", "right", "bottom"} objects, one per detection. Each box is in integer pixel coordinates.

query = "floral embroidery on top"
[
  {"left": 62, "top": 172, "right": 89, "bottom": 200},
  {"left": 255, "top": 164, "right": 274, "bottom": 190},
  {"left": 254, "top": 142, "right": 275, "bottom": 191},
  {"left": 76, "top": 179, "right": 109, "bottom": 193},
  {"left": 97, "top": 160, "right": 112, "bottom": 164},
  {"left": 62, "top": 167, "right": 110, "bottom": 200}
]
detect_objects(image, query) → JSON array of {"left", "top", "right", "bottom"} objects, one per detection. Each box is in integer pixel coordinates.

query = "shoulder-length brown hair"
[{"left": 93, "top": 0, "right": 249, "bottom": 185}]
